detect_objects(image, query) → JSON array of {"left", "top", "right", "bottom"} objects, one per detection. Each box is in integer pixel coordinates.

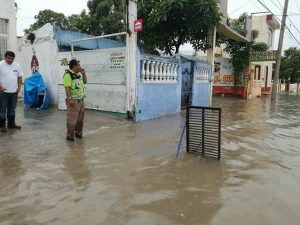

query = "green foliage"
[
  {"left": 228, "top": 12, "right": 248, "bottom": 37},
  {"left": 138, "top": 0, "right": 221, "bottom": 55},
  {"left": 67, "top": 10, "right": 93, "bottom": 34},
  {"left": 28, "top": 9, "right": 70, "bottom": 31},
  {"left": 86, "top": 0, "right": 126, "bottom": 35},
  {"left": 223, "top": 13, "right": 269, "bottom": 85},
  {"left": 26, "top": 1, "right": 126, "bottom": 35},
  {"left": 280, "top": 47, "right": 300, "bottom": 83},
  {"left": 224, "top": 39, "right": 268, "bottom": 84},
  {"left": 27, "top": 0, "right": 221, "bottom": 56}
]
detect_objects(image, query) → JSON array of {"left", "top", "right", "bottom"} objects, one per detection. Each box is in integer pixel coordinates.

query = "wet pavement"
[{"left": 1, "top": 94, "right": 300, "bottom": 225}]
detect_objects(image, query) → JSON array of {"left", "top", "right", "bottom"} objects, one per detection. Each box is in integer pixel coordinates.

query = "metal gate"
[{"left": 186, "top": 106, "right": 221, "bottom": 159}]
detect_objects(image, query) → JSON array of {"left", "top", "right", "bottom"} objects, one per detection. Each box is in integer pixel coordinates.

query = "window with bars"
[{"left": 0, "top": 18, "right": 8, "bottom": 61}]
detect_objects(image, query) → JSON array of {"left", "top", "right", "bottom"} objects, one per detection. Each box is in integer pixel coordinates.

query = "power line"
[
  {"left": 257, "top": 0, "right": 277, "bottom": 14},
  {"left": 272, "top": 0, "right": 300, "bottom": 42},
  {"left": 287, "top": 16, "right": 300, "bottom": 36},
  {"left": 275, "top": 0, "right": 283, "bottom": 8},
  {"left": 229, "top": 1, "right": 252, "bottom": 16},
  {"left": 276, "top": 13, "right": 300, "bottom": 16},
  {"left": 280, "top": 0, "right": 300, "bottom": 38},
  {"left": 269, "top": 0, "right": 283, "bottom": 11},
  {"left": 256, "top": 0, "right": 300, "bottom": 45},
  {"left": 250, "top": 0, "right": 267, "bottom": 12},
  {"left": 293, "top": 0, "right": 300, "bottom": 12},
  {"left": 285, "top": 27, "right": 300, "bottom": 45}
]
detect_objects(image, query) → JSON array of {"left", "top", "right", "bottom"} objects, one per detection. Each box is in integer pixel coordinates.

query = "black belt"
[{"left": 69, "top": 99, "right": 83, "bottom": 102}]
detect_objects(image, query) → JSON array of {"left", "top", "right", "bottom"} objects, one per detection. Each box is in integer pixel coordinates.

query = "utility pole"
[
  {"left": 271, "top": 0, "right": 289, "bottom": 101},
  {"left": 207, "top": 26, "right": 216, "bottom": 107},
  {"left": 126, "top": 0, "right": 137, "bottom": 119}
]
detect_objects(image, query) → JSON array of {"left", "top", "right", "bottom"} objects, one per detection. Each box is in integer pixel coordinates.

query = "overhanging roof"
[{"left": 217, "top": 23, "right": 249, "bottom": 43}]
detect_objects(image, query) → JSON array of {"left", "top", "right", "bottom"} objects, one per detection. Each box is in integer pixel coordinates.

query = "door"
[
  {"left": 255, "top": 65, "right": 261, "bottom": 80},
  {"left": 265, "top": 66, "right": 268, "bottom": 90},
  {"left": 181, "top": 62, "right": 193, "bottom": 108}
]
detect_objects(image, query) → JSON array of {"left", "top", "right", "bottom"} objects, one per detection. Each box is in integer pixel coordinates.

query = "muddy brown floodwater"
[{"left": 0, "top": 94, "right": 300, "bottom": 225}]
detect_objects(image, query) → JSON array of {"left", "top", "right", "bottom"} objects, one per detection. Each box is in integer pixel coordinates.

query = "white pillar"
[
  {"left": 126, "top": 0, "right": 137, "bottom": 117},
  {"left": 207, "top": 26, "right": 216, "bottom": 107}
]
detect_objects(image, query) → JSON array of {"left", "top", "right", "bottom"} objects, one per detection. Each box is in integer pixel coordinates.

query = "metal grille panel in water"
[{"left": 187, "top": 106, "right": 221, "bottom": 159}]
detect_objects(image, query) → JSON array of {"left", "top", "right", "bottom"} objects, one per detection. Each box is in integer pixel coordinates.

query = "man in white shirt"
[{"left": 0, "top": 51, "right": 23, "bottom": 132}]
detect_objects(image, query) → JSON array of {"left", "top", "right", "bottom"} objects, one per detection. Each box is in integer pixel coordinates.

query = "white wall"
[
  {"left": 17, "top": 24, "right": 129, "bottom": 113},
  {"left": 0, "top": 0, "right": 17, "bottom": 53},
  {"left": 17, "top": 25, "right": 61, "bottom": 105},
  {"left": 252, "top": 15, "right": 276, "bottom": 50},
  {"left": 253, "top": 61, "right": 273, "bottom": 89},
  {"left": 248, "top": 65, "right": 262, "bottom": 98}
]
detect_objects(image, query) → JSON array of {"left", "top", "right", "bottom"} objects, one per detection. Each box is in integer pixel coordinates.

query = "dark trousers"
[{"left": 0, "top": 92, "right": 18, "bottom": 128}]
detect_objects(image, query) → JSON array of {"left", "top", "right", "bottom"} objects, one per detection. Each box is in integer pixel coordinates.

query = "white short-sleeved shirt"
[{"left": 0, "top": 60, "right": 23, "bottom": 93}]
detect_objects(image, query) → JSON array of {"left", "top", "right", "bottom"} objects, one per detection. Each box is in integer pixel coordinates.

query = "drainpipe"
[
  {"left": 207, "top": 26, "right": 217, "bottom": 107},
  {"left": 126, "top": 0, "right": 137, "bottom": 120}
]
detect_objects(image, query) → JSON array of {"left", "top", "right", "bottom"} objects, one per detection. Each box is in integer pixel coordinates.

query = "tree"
[
  {"left": 227, "top": 13, "right": 248, "bottom": 36},
  {"left": 68, "top": 10, "right": 93, "bottom": 34},
  {"left": 27, "top": 0, "right": 221, "bottom": 56},
  {"left": 223, "top": 13, "right": 269, "bottom": 85},
  {"left": 280, "top": 47, "right": 300, "bottom": 92},
  {"left": 138, "top": 0, "right": 221, "bottom": 55},
  {"left": 86, "top": 0, "right": 126, "bottom": 35},
  {"left": 27, "top": 9, "right": 70, "bottom": 32},
  {"left": 27, "top": 1, "right": 126, "bottom": 35}
]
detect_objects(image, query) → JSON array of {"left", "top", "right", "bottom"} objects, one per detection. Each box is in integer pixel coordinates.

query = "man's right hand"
[
  {"left": 67, "top": 99, "right": 75, "bottom": 107},
  {"left": 0, "top": 86, "right": 6, "bottom": 93}
]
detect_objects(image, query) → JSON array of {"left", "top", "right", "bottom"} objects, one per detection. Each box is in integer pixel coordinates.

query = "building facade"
[
  {"left": 212, "top": 14, "right": 280, "bottom": 99},
  {"left": 0, "top": 0, "right": 17, "bottom": 60},
  {"left": 250, "top": 14, "right": 279, "bottom": 97}
]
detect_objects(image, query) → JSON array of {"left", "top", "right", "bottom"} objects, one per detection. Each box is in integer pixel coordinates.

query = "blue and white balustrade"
[
  {"left": 195, "top": 66, "right": 210, "bottom": 83},
  {"left": 141, "top": 60, "right": 179, "bottom": 83}
]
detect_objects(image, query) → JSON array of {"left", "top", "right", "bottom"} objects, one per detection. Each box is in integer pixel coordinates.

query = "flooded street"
[{"left": 1, "top": 94, "right": 300, "bottom": 225}]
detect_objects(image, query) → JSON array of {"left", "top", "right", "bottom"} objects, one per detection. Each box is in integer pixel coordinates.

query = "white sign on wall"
[{"left": 74, "top": 48, "right": 127, "bottom": 85}]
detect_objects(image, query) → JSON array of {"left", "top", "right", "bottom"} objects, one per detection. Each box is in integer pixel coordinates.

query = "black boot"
[
  {"left": 8, "top": 124, "right": 22, "bottom": 129},
  {"left": 66, "top": 135, "right": 75, "bottom": 142},
  {"left": 0, "top": 127, "right": 7, "bottom": 132}
]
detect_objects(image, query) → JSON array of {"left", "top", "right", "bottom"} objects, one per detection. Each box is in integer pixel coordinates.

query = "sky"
[
  {"left": 16, "top": 0, "right": 88, "bottom": 35},
  {"left": 16, "top": 0, "right": 300, "bottom": 50}
]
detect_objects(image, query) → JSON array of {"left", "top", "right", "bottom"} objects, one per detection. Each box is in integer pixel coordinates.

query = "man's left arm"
[
  {"left": 16, "top": 65, "right": 23, "bottom": 93},
  {"left": 17, "top": 77, "right": 22, "bottom": 93}
]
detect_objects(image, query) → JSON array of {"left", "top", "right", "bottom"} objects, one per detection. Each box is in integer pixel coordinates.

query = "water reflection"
[
  {"left": 211, "top": 94, "right": 300, "bottom": 225},
  {"left": 64, "top": 143, "right": 91, "bottom": 189},
  {"left": 1, "top": 94, "right": 300, "bottom": 225},
  {"left": 0, "top": 149, "right": 26, "bottom": 225}
]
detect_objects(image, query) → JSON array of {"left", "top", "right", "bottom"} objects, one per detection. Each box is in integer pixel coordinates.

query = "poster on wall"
[
  {"left": 58, "top": 53, "right": 72, "bottom": 84},
  {"left": 213, "top": 58, "right": 235, "bottom": 86},
  {"left": 74, "top": 48, "right": 127, "bottom": 85},
  {"left": 31, "top": 54, "right": 39, "bottom": 73}
]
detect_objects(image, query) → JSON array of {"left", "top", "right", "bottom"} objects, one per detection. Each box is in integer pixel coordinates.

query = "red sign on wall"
[{"left": 134, "top": 19, "right": 143, "bottom": 32}]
